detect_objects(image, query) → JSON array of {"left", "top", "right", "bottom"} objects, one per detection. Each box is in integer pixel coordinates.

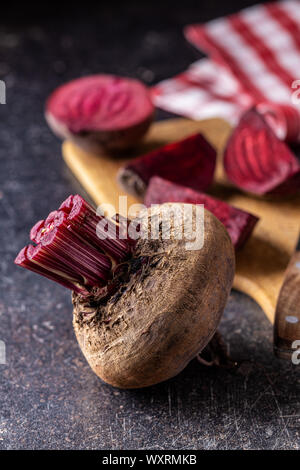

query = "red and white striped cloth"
[{"left": 151, "top": 0, "right": 300, "bottom": 142}]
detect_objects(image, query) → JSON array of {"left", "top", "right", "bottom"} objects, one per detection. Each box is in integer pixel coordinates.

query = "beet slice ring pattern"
[
  {"left": 45, "top": 75, "right": 154, "bottom": 152},
  {"left": 223, "top": 109, "right": 300, "bottom": 196}
]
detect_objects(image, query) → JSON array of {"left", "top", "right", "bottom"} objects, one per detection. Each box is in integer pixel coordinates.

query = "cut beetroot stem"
[
  {"left": 61, "top": 194, "right": 131, "bottom": 263},
  {"left": 144, "top": 176, "right": 259, "bottom": 249},
  {"left": 15, "top": 246, "right": 89, "bottom": 296},
  {"left": 59, "top": 194, "right": 74, "bottom": 213},
  {"left": 118, "top": 133, "right": 216, "bottom": 199},
  {"left": 40, "top": 222, "right": 111, "bottom": 287},
  {"left": 15, "top": 194, "right": 133, "bottom": 295},
  {"left": 30, "top": 210, "right": 65, "bottom": 244},
  {"left": 31, "top": 195, "right": 131, "bottom": 264},
  {"left": 45, "top": 74, "right": 154, "bottom": 152},
  {"left": 224, "top": 109, "right": 300, "bottom": 196},
  {"left": 30, "top": 220, "right": 45, "bottom": 244}
]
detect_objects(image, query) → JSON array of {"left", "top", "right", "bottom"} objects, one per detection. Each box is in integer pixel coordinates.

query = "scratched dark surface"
[{"left": 0, "top": 0, "right": 300, "bottom": 450}]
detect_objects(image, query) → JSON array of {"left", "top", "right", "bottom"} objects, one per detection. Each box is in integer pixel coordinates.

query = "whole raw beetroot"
[
  {"left": 15, "top": 197, "right": 235, "bottom": 389},
  {"left": 45, "top": 75, "right": 154, "bottom": 153}
]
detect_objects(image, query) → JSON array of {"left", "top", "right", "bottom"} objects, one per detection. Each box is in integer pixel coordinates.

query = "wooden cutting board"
[{"left": 62, "top": 118, "right": 300, "bottom": 324}]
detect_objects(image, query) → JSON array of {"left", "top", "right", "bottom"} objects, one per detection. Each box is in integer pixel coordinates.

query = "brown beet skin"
[
  {"left": 73, "top": 204, "right": 235, "bottom": 389},
  {"left": 45, "top": 75, "right": 155, "bottom": 153}
]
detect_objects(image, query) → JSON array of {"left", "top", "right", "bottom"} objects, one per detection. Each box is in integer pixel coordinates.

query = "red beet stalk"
[
  {"left": 45, "top": 74, "right": 154, "bottom": 152},
  {"left": 30, "top": 195, "right": 131, "bottom": 265},
  {"left": 118, "top": 133, "right": 216, "bottom": 198},
  {"left": 15, "top": 195, "right": 133, "bottom": 295},
  {"left": 15, "top": 245, "right": 90, "bottom": 296},
  {"left": 224, "top": 109, "right": 300, "bottom": 196},
  {"left": 144, "top": 176, "right": 259, "bottom": 249}
]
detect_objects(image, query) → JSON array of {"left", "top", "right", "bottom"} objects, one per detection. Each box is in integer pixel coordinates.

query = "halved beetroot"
[
  {"left": 224, "top": 109, "right": 300, "bottom": 196},
  {"left": 45, "top": 74, "right": 154, "bottom": 153},
  {"left": 118, "top": 133, "right": 216, "bottom": 198},
  {"left": 144, "top": 176, "right": 259, "bottom": 249}
]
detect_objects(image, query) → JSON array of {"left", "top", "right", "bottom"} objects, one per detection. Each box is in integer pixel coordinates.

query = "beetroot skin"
[
  {"left": 224, "top": 109, "right": 300, "bottom": 196},
  {"left": 45, "top": 75, "right": 155, "bottom": 153},
  {"left": 144, "top": 176, "right": 259, "bottom": 249},
  {"left": 118, "top": 133, "right": 216, "bottom": 198}
]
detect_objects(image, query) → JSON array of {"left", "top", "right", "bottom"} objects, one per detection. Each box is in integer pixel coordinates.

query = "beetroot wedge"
[
  {"left": 224, "top": 109, "right": 300, "bottom": 196},
  {"left": 118, "top": 133, "right": 216, "bottom": 198},
  {"left": 45, "top": 75, "right": 154, "bottom": 153},
  {"left": 144, "top": 176, "right": 259, "bottom": 249}
]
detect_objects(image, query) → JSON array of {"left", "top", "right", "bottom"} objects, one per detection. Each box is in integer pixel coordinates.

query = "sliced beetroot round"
[
  {"left": 45, "top": 75, "right": 155, "bottom": 153},
  {"left": 223, "top": 109, "right": 300, "bottom": 196},
  {"left": 144, "top": 176, "right": 259, "bottom": 249},
  {"left": 118, "top": 133, "right": 216, "bottom": 198}
]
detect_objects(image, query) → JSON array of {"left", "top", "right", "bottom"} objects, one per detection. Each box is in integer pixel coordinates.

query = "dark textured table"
[{"left": 0, "top": 0, "right": 299, "bottom": 450}]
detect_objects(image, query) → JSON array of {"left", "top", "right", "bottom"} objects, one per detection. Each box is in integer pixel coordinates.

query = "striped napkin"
[{"left": 151, "top": 1, "right": 300, "bottom": 142}]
